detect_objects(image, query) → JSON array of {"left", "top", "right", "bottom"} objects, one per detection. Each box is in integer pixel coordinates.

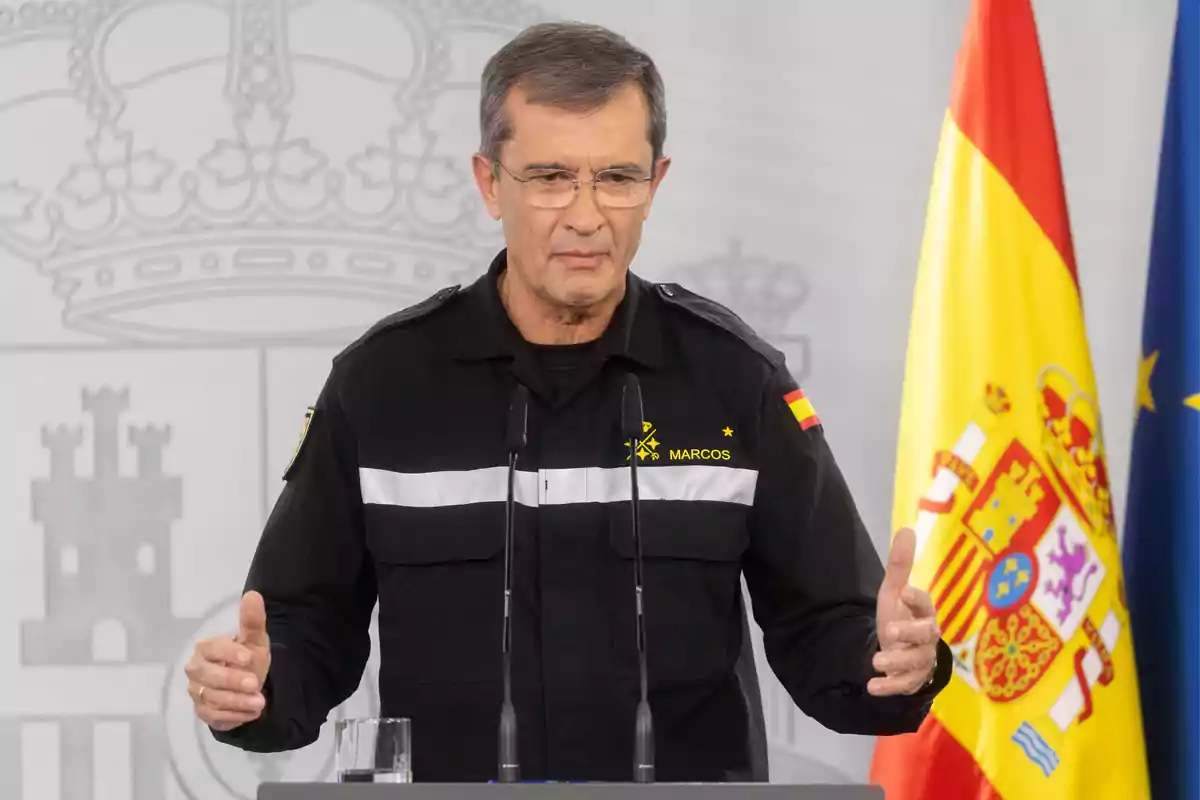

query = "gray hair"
[{"left": 479, "top": 21, "right": 667, "bottom": 165}]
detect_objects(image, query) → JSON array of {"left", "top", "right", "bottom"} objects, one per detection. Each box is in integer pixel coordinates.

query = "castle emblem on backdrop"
[
  {"left": 25, "top": 386, "right": 191, "bottom": 667},
  {"left": 0, "top": 0, "right": 547, "bottom": 344},
  {"left": 666, "top": 239, "right": 812, "bottom": 381},
  {"left": 911, "top": 367, "right": 1121, "bottom": 780}
]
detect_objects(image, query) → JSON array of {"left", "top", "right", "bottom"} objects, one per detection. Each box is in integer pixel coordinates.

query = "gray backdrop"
[{"left": 0, "top": 0, "right": 1177, "bottom": 797}]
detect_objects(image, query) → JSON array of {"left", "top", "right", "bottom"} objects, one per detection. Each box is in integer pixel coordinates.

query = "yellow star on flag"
[
  {"left": 1186, "top": 394, "right": 1200, "bottom": 412},
  {"left": 1137, "top": 350, "right": 1159, "bottom": 414}
]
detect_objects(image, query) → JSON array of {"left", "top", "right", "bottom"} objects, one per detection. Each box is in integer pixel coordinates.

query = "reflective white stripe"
[
  {"left": 360, "top": 466, "right": 536, "bottom": 508},
  {"left": 359, "top": 465, "right": 758, "bottom": 508}
]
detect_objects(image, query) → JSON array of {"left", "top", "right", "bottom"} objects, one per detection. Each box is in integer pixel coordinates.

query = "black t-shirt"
[{"left": 525, "top": 339, "right": 601, "bottom": 401}]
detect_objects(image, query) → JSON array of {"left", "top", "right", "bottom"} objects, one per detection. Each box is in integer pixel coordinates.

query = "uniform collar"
[{"left": 452, "top": 248, "right": 664, "bottom": 370}]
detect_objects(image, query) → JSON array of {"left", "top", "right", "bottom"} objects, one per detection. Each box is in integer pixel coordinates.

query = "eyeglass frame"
[{"left": 491, "top": 158, "right": 658, "bottom": 208}]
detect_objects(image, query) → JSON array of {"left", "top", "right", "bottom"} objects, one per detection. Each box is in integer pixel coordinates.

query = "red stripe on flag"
[
  {"left": 929, "top": 533, "right": 968, "bottom": 589},
  {"left": 799, "top": 415, "right": 820, "bottom": 430},
  {"left": 948, "top": 0, "right": 1078, "bottom": 287},
  {"left": 783, "top": 388, "right": 805, "bottom": 405},
  {"left": 870, "top": 715, "right": 1000, "bottom": 800},
  {"left": 934, "top": 548, "right": 979, "bottom": 612},
  {"left": 941, "top": 563, "right": 986, "bottom": 637},
  {"left": 946, "top": 597, "right": 986, "bottom": 644}
]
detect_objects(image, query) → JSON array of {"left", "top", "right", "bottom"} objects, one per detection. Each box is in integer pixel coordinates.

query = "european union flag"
[{"left": 1123, "top": 3, "right": 1200, "bottom": 799}]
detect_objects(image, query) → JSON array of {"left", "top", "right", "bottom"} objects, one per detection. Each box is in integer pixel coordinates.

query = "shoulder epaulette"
[
  {"left": 654, "top": 282, "right": 785, "bottom": 369},
  {"left": 336, "top": 284, "right": 461, "bottom": 362}
]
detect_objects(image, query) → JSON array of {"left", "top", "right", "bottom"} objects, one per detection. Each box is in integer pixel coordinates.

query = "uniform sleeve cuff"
[
  {"left": 918, "top": 638, "right": 954, "bottom": 696},
  {"left": 208, "top": 643, "right": 303, "bottom": 752},
  {"left": 863, "top": 638, "right": 953, "bottom": 734}
]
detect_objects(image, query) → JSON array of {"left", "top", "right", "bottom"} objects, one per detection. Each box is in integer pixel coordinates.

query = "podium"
[{"left": 257, "top": 785, "right": 883, "bottom": 799}]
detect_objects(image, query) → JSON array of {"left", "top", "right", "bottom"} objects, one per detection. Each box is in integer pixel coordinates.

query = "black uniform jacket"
[{"left": 212, "top": 249, "right": 952, "bottom": 782}]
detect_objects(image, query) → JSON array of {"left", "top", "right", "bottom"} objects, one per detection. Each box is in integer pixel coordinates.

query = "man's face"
[{"left": 473, "top": 82, "right": 671, "bottom": 312}]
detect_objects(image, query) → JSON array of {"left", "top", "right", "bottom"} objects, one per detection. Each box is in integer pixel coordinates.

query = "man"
[{"left": 184, "top": 21, "right": 952, "bottom": 783}]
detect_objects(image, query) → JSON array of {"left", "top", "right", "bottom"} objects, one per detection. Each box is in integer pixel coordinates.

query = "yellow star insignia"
[
  {"left": 722, "top": 426, "right": 733, "bottom": 437},
  {"left": 1137, "top": 350, "right": 1159, "bottom": 414}
]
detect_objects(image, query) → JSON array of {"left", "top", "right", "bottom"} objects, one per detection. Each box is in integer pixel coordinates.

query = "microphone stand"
[
  {"left": 622, "top": 374, "right": 655, "bottom": 783},
  {"left": 498, "top": 384, "right": 528, "bottom": 783}
]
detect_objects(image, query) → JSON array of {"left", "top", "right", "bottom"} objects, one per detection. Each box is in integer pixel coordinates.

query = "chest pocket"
[
  {"left": 607, "top": 500, "right": 749, "bottom": 685},
  {"left": 366, "top": 506, "right": 505, "bottom": 684}
]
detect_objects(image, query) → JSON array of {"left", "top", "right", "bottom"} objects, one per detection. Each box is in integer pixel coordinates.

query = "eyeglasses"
[{"left": 493, "top": 160, "right": 654, "bottom": 209}]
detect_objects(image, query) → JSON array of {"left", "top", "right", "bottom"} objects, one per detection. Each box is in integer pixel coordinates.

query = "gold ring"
[{"left": 198, "top": 686, "right": 206, "bottom": 702}]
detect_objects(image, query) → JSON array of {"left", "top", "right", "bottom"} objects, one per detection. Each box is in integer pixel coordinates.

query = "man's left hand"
[{"left": 868, "top": 527, "right": 941, "bottom": 696}]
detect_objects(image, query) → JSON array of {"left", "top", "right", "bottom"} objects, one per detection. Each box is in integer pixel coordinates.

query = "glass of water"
[{"left": 334, "top": 717, "right": 412, "bottom": 783}]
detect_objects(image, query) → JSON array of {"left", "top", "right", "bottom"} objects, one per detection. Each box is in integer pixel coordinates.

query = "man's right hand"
[{"left": 185, "top": 590, "right": 273, "bottom": 731}]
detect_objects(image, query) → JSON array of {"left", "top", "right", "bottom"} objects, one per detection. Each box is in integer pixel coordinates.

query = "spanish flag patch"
[{"left": 784, "top": 388, "right": 820, "bottom": 430}]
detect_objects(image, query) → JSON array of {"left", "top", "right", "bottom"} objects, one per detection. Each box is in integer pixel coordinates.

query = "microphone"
[
  {"left": 498, "top": 383, "right": 528, "bottom": 783},
  {"left": 621, "top": 373, "right": 654, "bottom": 783}
]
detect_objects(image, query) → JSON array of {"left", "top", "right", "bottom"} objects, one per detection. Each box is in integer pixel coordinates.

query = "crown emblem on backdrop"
[
  {"left": 665, "top": 238, "right": 813, "bottom": 379},
  {"left": 0, "top": 0, "right": 548, "bottom": 343}
]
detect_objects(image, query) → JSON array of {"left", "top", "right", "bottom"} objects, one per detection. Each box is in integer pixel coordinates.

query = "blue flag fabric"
[{"left": 1123, "top": 3, "right": 1200, "bottom": 799}]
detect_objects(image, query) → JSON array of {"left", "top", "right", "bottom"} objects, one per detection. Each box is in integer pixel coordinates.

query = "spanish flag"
[
  {"left": 784, "top": 388, "right": 820, "bottom": 430},
  {"left": 868, "top": 1, "right": 1150, "bottom": 797}
]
